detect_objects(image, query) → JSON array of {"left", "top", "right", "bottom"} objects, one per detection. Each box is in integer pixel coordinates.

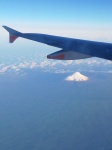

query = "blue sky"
[
  {"left": 0, "top": 0, "right": 112, "bottom": 26},
  {"left": 1, "top": 0, "right": 112, "bottom": 38},
  {"left": 0, "top": 0, "right": 112, "bottom": 41},
  {"left": 1, "top": 0, "right": 112, "bottom": 24}
]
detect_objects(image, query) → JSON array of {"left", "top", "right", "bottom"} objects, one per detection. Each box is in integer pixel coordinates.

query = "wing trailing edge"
[{"left": 47, "top": 49, "right": 91, "bottom": 60}]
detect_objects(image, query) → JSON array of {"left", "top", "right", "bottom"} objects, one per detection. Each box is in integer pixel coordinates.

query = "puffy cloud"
[
  {"left": 19, "top": 62, "right": 29, "bottom": 68},
  {"left": 30, "top": 62, "right": 37, "bottom": 69},
  {"left": 0, "top": 57, "right": 112, "bottom": 75},
  {"left": 0, "top": 61, "right": 38, "bottom": 74},
  {"left": 104, "top": 60, "right": 112, "bottom": 65},
  {"left": 0, "top": 66, "right": 10, "bottom": 73},
  {"left": 40, "top": 60, "right": 50, "bottom": 67},
  {"left": 11, "top": 65, "right": 20, "bottom": 72}
]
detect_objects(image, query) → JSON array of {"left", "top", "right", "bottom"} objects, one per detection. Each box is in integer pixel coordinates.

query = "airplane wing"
[{"left": 3, "top": 26, "right": 112, "bottom": 60}]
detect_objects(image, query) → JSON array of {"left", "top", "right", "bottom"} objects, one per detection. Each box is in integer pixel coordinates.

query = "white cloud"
[
  {"left": 11, "top": 65, "right": 20, "bottom": 72},
  {"left": 0, "top": 66, "right": 9, "bottom": 73},
  {"left": 40, "top": 60, "right": 50, "bottom": 67},
  {"left": 30, "top": 62, "right": 37, "bottom": 69},
  {"left": 0, "top": 57, "right": 112, "bottom": 75},
  {"left": 19, "top": 62, "right": 29, "bottom": 68},
  {"left": 104, "top": 60, "right": 112, "bottom": 65},
  {"left": 74, "top": 60, "right": 84, "bottom": 64}
]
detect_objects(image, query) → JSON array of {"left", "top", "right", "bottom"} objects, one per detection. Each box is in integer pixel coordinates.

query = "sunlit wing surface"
[{"left": 3, "top": 26, "right": 112, "bottom": 60}]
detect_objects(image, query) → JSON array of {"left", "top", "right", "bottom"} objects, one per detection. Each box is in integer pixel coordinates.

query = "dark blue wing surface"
[{"left": 3, "top": 26, "right": 112, "bottom": 60}]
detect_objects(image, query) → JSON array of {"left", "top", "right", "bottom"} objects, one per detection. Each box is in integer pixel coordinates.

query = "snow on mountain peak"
[{"left": 65, "top": 72, "right": 89, "bottom": 82}]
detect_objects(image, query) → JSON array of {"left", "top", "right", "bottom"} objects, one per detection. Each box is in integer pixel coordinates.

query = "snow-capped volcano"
[{"left": 65, "top": 72, "right": 89, "bottom": 82}]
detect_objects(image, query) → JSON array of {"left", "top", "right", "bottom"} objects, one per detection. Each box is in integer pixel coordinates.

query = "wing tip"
[
  {"left": 2, "top": 25, "right": 10, "bottom": 31},
  {"left": 2, "top": 25, "right": 20, "bottom": 43},
  {"left": 9, "top": 35, "right": 18, "bottom": 43}
]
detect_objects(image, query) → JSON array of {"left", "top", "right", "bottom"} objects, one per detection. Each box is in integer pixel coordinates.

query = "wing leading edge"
[{"left": 3, "top": 26, "right": 112, "bottom": 60}]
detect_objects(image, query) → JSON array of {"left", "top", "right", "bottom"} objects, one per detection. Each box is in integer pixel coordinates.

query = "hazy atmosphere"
[{"left": 0, "top": 0, "right": 112, "bottom": 150}]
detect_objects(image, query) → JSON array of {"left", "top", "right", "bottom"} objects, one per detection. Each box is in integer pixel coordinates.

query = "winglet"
[{"left": 3, "top": 26, "right": 22, "bottom": 43}]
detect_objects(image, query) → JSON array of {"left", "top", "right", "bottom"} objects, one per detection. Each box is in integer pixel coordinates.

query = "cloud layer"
[{"left": 0, "top": 57, "right": 112, "bottom": 75}]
